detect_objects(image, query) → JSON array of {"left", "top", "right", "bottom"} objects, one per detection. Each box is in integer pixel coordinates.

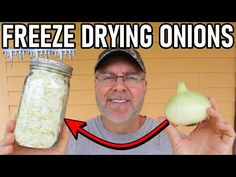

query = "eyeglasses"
[{"left": 95, "top": 72, "right": 145, "bottom": 87}]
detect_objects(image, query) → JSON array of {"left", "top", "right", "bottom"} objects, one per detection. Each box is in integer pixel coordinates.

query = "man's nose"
[{"left": 112, "top": 77, "right": 128, "bottom": 91}]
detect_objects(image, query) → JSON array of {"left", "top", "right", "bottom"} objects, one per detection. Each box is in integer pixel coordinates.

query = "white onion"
[{"left": 165, "top": 81, "right": 211, "bottom": 126}]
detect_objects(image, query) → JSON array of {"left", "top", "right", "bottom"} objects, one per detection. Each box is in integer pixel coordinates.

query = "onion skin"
[{"left": 165, "top": 82, "right": 211, "bottom": 126}]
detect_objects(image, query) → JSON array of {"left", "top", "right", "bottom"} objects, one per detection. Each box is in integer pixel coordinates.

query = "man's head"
[{"left": 94, "top": 48, "right": 147, "bottom": 124}]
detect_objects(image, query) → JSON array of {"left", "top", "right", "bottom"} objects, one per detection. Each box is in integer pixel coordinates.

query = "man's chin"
[{"left": 105, "top": 112, "right": 133, "bottom": 124}]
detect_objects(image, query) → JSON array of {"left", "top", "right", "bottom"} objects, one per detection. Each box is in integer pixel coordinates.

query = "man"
[{"left": 0, "top": 48, "right": 235, "bottom": 154}]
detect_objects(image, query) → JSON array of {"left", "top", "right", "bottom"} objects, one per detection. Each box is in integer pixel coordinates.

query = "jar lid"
[{"left": 30, "top": 58, "right": 73, "bottom": 77}]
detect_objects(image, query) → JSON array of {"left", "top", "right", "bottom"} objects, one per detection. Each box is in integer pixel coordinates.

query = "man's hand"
[
  {"left": 162, "top": 96, "right": 236, "bottom": 154},
  {"left": 0, "top": 119, "right": 70, "bottom": 155}
]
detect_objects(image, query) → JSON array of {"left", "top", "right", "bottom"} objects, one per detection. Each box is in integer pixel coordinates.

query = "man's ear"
[
  {"left": 94, "top": 74, "right": 97, "bottom": 89},
  {"left": 94, "top": 77, "right": 98, "bottom": 89},
  {"left": 144, "top": 80, "right": 147, "bottom": 94}
]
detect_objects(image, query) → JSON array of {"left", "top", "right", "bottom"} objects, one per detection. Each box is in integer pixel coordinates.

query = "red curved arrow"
[{"left": 64, "top": 118, "right": 169, "bottom": 150}]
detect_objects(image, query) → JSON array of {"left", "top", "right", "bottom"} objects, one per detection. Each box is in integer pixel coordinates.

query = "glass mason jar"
[{"left": 14, "top": 58, "right": 73, "bottom": 149}]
